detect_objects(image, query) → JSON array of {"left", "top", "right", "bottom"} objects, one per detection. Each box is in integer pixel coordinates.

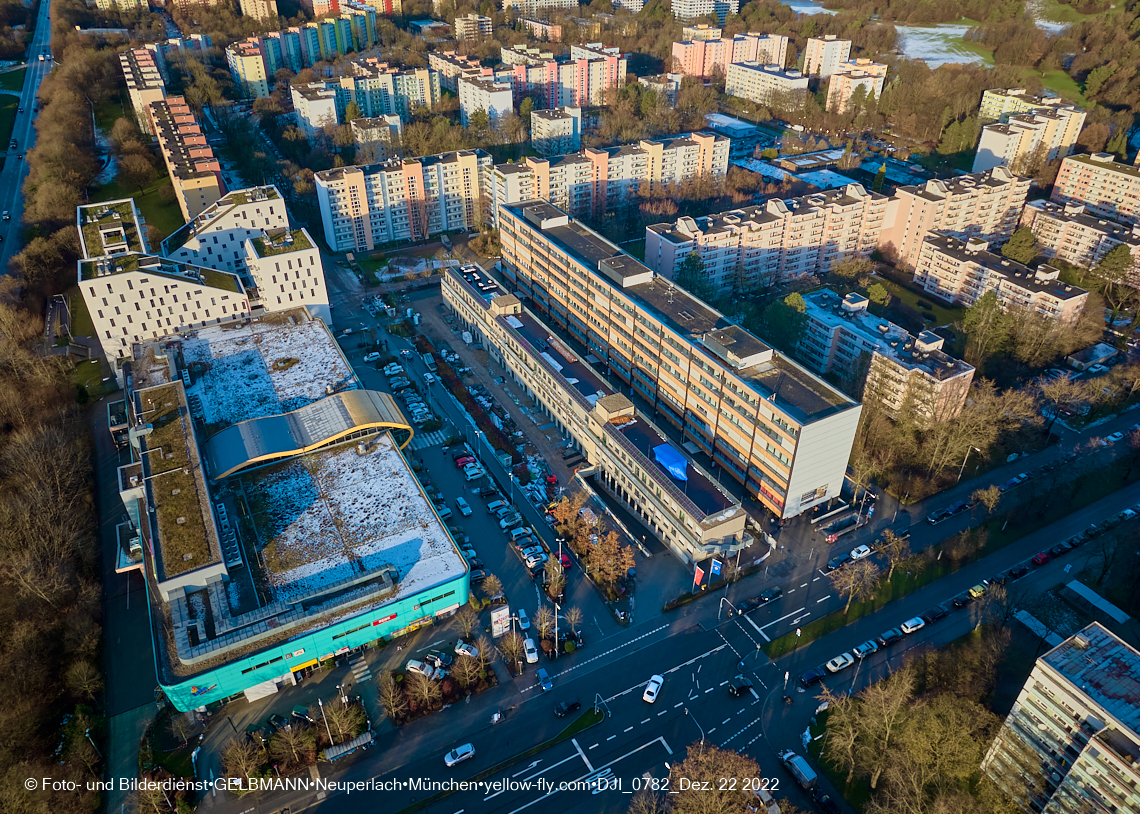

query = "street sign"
[
  {"left": 710, "top": 559, "right": 722, "bottom": 576},
  {"left": 491, "top": 606, "right": 510, "bottom": 638}
]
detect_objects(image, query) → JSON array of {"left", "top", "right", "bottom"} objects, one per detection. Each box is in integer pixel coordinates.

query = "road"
[{"left": 0, "top": 0, "right": 54, "bottom": 274}]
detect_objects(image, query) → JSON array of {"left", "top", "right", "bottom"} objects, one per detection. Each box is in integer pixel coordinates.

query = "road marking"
[
  {"left": 486, "top": 755, "right": 580, "bottom": 800},
  {"left": 705, "top": 688, "right": 714, "bottom": 693},
  {"left": 750, "top": 688, "right": 760, "bottom": 700},
  {"left": 722, "top": 718, "right": 732, "bottom": 725},
  {"left": 812, "top": 576, "right": 821, "bottom": 581},
  {"left": 800, "top": 583, "right": 808, "bottom": 588},
  {"left": 787, "top": 589, "right": 795, "bottom": 594},
  {"left": 709, "top": 728, "right": 717, "bottom": 733},
  {"left": 551, "top": 624, "right": 669, "bottom": 682},
  {"left": 817, "top": 596, "right": 830, "bottom": 603},
  {"left": 609, "top": 645, "right": 726, "bottom": 701},
  {"left": 572, "top": 739, "right": 594, "bottom": 772},
  {"left": 589, "top": 744, "right": 598, "bottom": 750},
  {"left": 719, "top": 681, "right": 728, "bottom": 686},
  {"left": 624, "top": 726, "right": 633, "bottom": 732},
  {"left": 607, "top": 735, "right": 616, "bottom": 741},
  {"left": 641, "top": 718, "right": 651, "bottom": 724},
  {"left": 674, "top": 702, "right": 684, "bottom": 708},
  {"left": 657, "top": 710, "right": 667, "bottom": 716},
  {"left": 511, "top": 761, "right": 541, "bottom": 778}
]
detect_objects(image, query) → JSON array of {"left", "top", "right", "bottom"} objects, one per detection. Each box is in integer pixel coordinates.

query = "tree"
[
  {"left": 585, "top": 530, "right": 635, "bottom": 593},
  {"left": 116, "top": 154, "right": 157, "bottom": 193},
  {"left": 269, "top": 725, "right": 315, "bottom": 769},
  {"left": 405, "top": 672, "right": 442, "bottom": 708},
  {"left": 323, "top": 701, "right": 366, "bottom": 744},
  {"left": 344, "top": 101, "right": 362, "bottom": 122},
  {"left": 961, "top": 290, "right": 1010, "bottom": 369},
  {"left": 519, "top": 96, "right": 534, "bottom": 131},
  {"left": 872, "top": 163, "right": 886, "bottom": 192},
  {"left": 64, "top": 659, "right": 103, "bottom": 701},
  {"left": 1001, "top": 227, "right": 1038, "bottom": 265},
  {"left": 1105, "top": 129, "right": 1129, "bottom": 161},
  {"left": 475, "top": 635, "right": 494, "bottom": 671},
  {"left": 221, "top": 738, "right": 264, "bottom": 785},
  {"left": 1093, "top": 244, "right": 1135, "bottom": 291},
  {"left": 1088, "top": 529, "right": 1124, "bottom": 586},
  {"left": 456, "top": 605, "right": 479, "bottom": 639},
  {"left": 761, "top": 292, "right": 809, "bottom": 352},
  {"left": 482, "top": 573, "right": 502, "bottom": 598},
  {"left": 451, "top": 655, "right": 481, "bottom": 689},
  {"left": 855, "top": 666, "right": 915, "bottom": 790},
  {"left": 544, "top": 557, "right": 566, "bottom": 599},
  {"left": 877, "top": 530, "right": 911, "bottom": 580},
  {"left": 831, "top": 257, "right": 874, "bottom": 281},
  {"left": 378, "top": 672, "right": 408, "bottom": 722},
  {"left": 564, "top": 605, "right": 582, "bottom": 635},
  {"left": 666, "top": 744, "right": 767, "bottom": 814},
  {"left": 820, "top": 686, "right": 861, "bottom": 783},
  {"left": 674, "top": 252, "right": 716, "bottom": 302},
  {"left": 534, "top": 605, "right": 555, "bottom": 641},
  {"left": 829, "top": 559, "right": 881, "bottom": 613},
  {"left": 971, "top": 484, "right": 1001, "bottom": 517},
  {"left": 501, "top": 631, "right": 525, "bottom": 671},
  {"left": 1036, "top": 374, "right": 1089, "bottom": 434},
  {"left": 867, "top": 282, "right": 891, "bottom": 306}
]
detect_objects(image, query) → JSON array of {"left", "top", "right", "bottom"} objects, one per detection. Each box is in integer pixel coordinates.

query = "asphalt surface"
[{"left": 0, "top": 1, "right": 53, "bottom": 273}]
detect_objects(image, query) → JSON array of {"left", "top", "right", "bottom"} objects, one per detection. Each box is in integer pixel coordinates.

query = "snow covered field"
[{"left": 248, "top": 434, "right": 464, "bottom": 602}]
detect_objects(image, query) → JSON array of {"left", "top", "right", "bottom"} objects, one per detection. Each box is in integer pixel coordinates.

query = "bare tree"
[
  {"left": 666, "top": 744, "right": 767, "bottom": 814},
  {"left": 544, "top": 557, "right": 566, "bottom": 598},
  {"left": 564, "top": 605, "right": 583, "bottom": 635},
  {"left": 221, "top": 737, "right": 264, "bottom": 783},
  {"left": 269, "top": 725, "right": 315, "bottom": 769},
  {"left": 455, "top": 605, "right": 479, "bottom": 639},
  {"left": 501, "top": 631, "right": 525, "bottom": 671},
  {"left": 878, "top": 530, "right": 912, "bottom": 580},
  {"left": 829, "top": 560, "right": 882, "bottom": 613},
  {"left": 855, "top": 666, "right": 915, "bottom": 789},
  {"left": 168, "top": 711, "right": 196, "bottom": 749},
  {"left": 1088, "top": 530, "right": 1125, "bottom": 586},
  {"left": 820, "top": 686, "right": 860, "bottom": 784},
  {"left": 475, "top": 635, "right": 494, "bottom": 671},
  {"left": 323, "top": 701, "right": 366, "bottom": 744},
  {"left": 534, "top": 606, "right": 555, "bottom": 642},
  {"left": 982, "top": 582, "right": 1028, "bottom": 632},
  {"left": 378, "top": 672, "right": 408, "bottom": 722},
  {"left": 451, "top": 655, "right": 481, "bottom": 690},
  {"left": 64, "top": 659, "right": 104, "bottom": 702},
  {"left": 971, "top": 485, "right": 1001, "bottom": 517},
  {"left": 482, "top": 574, "right": 503, "bottom": 598}
]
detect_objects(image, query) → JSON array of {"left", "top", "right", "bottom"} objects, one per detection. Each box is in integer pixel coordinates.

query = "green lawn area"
[
  {"left": 67, "top": 286, "right": 95, "bottom": 338},
  {"left": 1036, "top": 69, "right": 1087, "bottom": 107},
  {"left": 957, "top": 40, "right": 995, "bottom": 64},
  {"left": 873, "top": 275, "right": 966, "bottom": 328},
  {"left": 1035, "top": 0, "right": 1117, "bottom": 23},
  {"left": 0, "top": 67, "right": 25, "bottom": 93},
  {"left": 94, "top": 176, "right": 185, "bottom": 243},
  {"left": 94, "top": 90, "right": 128, "bottom": 136},
  {"left": 0, "top": 93, "right": 16, "bottom": 152},
  {"left": 71, "top": 358, "right": 116, "bottom": 399}
]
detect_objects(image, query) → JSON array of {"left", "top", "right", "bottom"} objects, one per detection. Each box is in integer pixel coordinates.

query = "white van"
[
  {"left": 363, "top": 352, "right": 381, "bottom": 362},
  {"left": 509, "top": 527, "right": 533, "bottom": 545}
]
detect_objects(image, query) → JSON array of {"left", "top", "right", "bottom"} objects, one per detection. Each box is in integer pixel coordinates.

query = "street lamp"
[
  {"left": 336, "top": 683, "right": 348, "bottom": 706},
  {"left": 318, "top": 698, "right": 335, "bottom": 746},
  {"left": 957, "top": 446, "right": 982, "bottom": 483},
  {"left": 684, "top": 707, "right": 706, "bottom": 752},
  {"left": 718, "top": 596, "right": 736, "bottom": 621}
]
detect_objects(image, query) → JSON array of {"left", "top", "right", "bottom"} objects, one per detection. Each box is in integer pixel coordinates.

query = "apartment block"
[
  {"left": 94, "top": 0, "right": 147, "bottom": 10},
  {"left": 239, "top": 0, "right": 278, "bottom": 18},
  {"left": 501, "top": 45, "right": 554, "bottom": 67},
  {"left": 351, "top": 115, "right": 403, "bottom": 162},
  {"left": 315, "top": 150, "right": 492, "bottom": 251},
  {"left": 503, "top": 0, "right": 579, "bottom": 15},
  {"left": 645, "top": 185, "right": 888, "bottom": 293},
  {"left": 145, "top": 97, "right": 225, "bottom": 222},
  {"left": 682, "top": 23, "right": 722, "bottom": 40},
  {"left": 803, "top": 35, "right": 851, "bottom": 78},
  {"left": 978, "top": 87, "right": 1077, "bottom": 124},
  {"left": 613, "top": 0, "right": 643, "bottom": 11},
  {"left": 454, "top": 13, "right": 493, "bottom": 41},
  {"left": 913, "top": 233, "right": 1089, "bottom": 322},
  {"left": 522, "top": 18, "right": 562, "bottom": 41},
  {"left": 227, "top": 40, "right": 271, "bottom": 99},
  {"left": 291, "top": 84, "right": 339, "bottom": 137},
  {"left": 725, "top": 62, "right": 809, "bottom": 105},
  {"left": 77, "top": 200, "right": 252, "bottom": 362},
  {"left": 671, "top": 0, "right": 739, "bottom": 23},
  {"left": 672, "top": 32, "right": 790, "bottom": 77},
  {"left": 1051, "top": 153, "right": 1140, "bottom": 227},
  {"left": 799, "top": 290, "right": 974, "bottom": 423},
  {"left": 428, "top": 51, "right": 486, "bottom": 93},
  {"left": 497, "top": 201, "right": 862, "bottom": 519},
  {"left": 443, "top": 268, "right": 752, "bottom": 565},
  {"left": 298, "top": 0, "right": 338, "bottom": 13},
  {"left": 1020, "top": 200, "right": 1140, "bottom": 285},
  {"left": 825, "top": 62, "right": 886, "bottom": 113},
  {"left": 879, "top": 166, "right": 1031, "bottom": 268},
  {"left": 638, "top": 73, "right": 684, "bottom": 104},
  {"left": 982, "top": 623, "right": 1140, "bottom": 814},
  {"left": 490, "top": 132, "right": 730, "bottom": 223},
  {"left": 291, "top": 61, "right": 441, "bottom": 128},
  {"left": 120, "top": 49, "right": 167, "bottom": 136},
  {"left": 972, "top": 104, "right": 1086, "bottom": 173},
  {"left": 354, "top": 0, "right": 401, "bottom": 14},
  {"left": 532, "top": 106, "right": 582, "bottom": 155},
  {"left": 458, "top": 75, "right": 515, "bottom": 126},
  {"left": 498, "top": 43, "right": 626, "bottom": 108}
]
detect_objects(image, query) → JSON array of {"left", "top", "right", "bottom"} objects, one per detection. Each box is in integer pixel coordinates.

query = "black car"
[
  {"left": 951, "top": 593, "right": 973, "bottom": 608},
  {"left": 800, "top": 666, "right": 828, "bottom": 687},
  {"left": 451, "top": 448, "right": 471, "bottom": 461},
  {"left": 946, "top": 500, "right": 969, "bottom": 515},
  {"left": 990, "top": 571, "right": 1009, "bottom": 586},
  {"left": 1009, "top": 564, "right": 1030, "bottom": 579},
  {"left": 926, "top": 508, "right": 952, "bottom": 525},
  {"left": 921, "top": 604, "right": 949, "bottom": 624},
  {"left": 727, "top": 677, "right": 755, "bottom": 697},
  {"left": 467, "top": 558, "right": 484, "bottom": 571},
  {"left": 1049, "top": 541, "right": 1072, "bottom": 557},
  {"left": 826, "top": 553, "right": 852, "bottom": 572},
  {"left": 267, "top": 713, "right": 291, "bottom": 731},
  {"left": 735, "top": 599, "right": 761, "bottom": 614},
  {"left": 469, "top": 569, "right": 488, "bottom": 583},
  {"left": 812, "top": 789, "right": 841, "bottom": 814},
  {"left": 876, "top": 628, "right": 904, "bottom": 647},
  {"left": 478, "top": 486, "right": 499, "bottom": 498},
  {"left": 758, "top": 587, "right": 783, "bottom": 603},
  {"left": 554, "top": 699, "right": 581, "bottom": 718},
  {"left": 425, "top": 650, "right": 454, "bottom": 669}
]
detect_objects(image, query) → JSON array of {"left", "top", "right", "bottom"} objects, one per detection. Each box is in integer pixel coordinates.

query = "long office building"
[
  {"left": 120, "top": 48, "right": 167, "bottom": 136},
  {"left": 982, "top": 623, "right": 1140, "bottom": 814},
  {"left": 724, "top": 62, "right": 809, "bottom": 105},
  {"left": 671, "top": 32, "right": 789, "bottom": 76},
  {"left": 879, "top": 166, "right": 1031, "bottom": 268},
  {"left": 497, "top": 200, "right": 862, "bottom": 520},
  {"left": 490, "top": 132, "right": 730, "bottom": 223},
  {"left": 972, "top": 104, "right": 1086, "bottom": 173},
  {"left": 315, "top": 150, "right": 492, "bottom": 252},
  {"left": 799, "top": 289, "right": 974, "bottom": 424},
  {"left": 913, "top": 232, "right": 1089, "bottom": 322},
  {"left": 1051, "top": 152, "right": 1140, "bottom": 227},
  {"left": 145, "top": 96, "right": 225, "bottom": 222},
  {"left": 1020, "top": 200, "right": 1140, "bottom": 285},
  {"left": 802, "top": 35, "right": 851, "bottom": 78},
  {"left": 645, "top": 185, "right": 888, "bottom": 294}
]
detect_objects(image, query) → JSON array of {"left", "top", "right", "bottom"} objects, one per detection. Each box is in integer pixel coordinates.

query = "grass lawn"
[
  {"left": 1035, "top": 0, "right": 1117, "bottom": 23},
  {"left": 957, "top": 40, "right": 995, "bottom": 64},
  {"left": 95, "top": 176, "right": 185, "bottom": 242},
  {"left": 94, "top": 90, "right": 128, "bottom": 136},
  {"left": 0, "top": 93, "right": 16, "bottom": 151},
  {"left": 872, "top": 275, "right": 965, "bottom": 328},
  {"left": 0, "top": 67, "right": 25, "bottom": 93},
  {"left": 67, "top": 286, "right": 95, "bottom": 338},
  {"left": 71, "top": 358, "right": 116, "bottom": 399},
  {"left": 1036, "top": 69, "right": 1087, "bottom": 107}
]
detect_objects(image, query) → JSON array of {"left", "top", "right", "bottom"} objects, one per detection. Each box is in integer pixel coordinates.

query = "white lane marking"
[
  {"left": 674, "top": 702, "right": 684, "bottom": 708},
  {"left": 705, "top": 687, "right": 714, "bottom": 693},
  {"left": 607, "top": 735, "right": 616, "bottom": 741},
  {"left": 641, "top": 718, "right": 651, "bottom": 724},
  {"left": 800, "top": 583, "right": 808, "bottom": 588},
  {"left": 739, "top": 610, "right": 768, "bottom": 641},
  {"left": 722, "top": 718, "right": 732, "bottom": 725},
  {"left": 817, "top": 596, "right": 830, "bottom": 603},
  {"left": 552, "top": 624, "right": 669, "bottom": 682},
  {"left": 589, "top": 744, "right": 598, "bottom": 750},
  {"left": 657, "top": 710, "right": 667, "bottom": 716},
  {"left": 624, "top": 726, "right": 633, "bottom": 732},
  {"left": 719, "top": 681, "right": 728, "bottom": 686},
  {"left": 485, "top": 755, "right": 580, "bottom": 800},
  {"left": 572, "top": 738, "right": 593, "bottom": 772},
  {"left": 609, "top": 645, "right": 726, "bottom": 701},
  {"left": 787, "top": 589, "right": 795, "bottom": 594},
  {"left": 812, "top": 576, "right": 821, "bottom": 581}
]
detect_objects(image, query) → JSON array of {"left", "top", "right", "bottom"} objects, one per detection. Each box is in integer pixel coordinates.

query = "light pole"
[
  {"left": 553, "top": 601, "right": 560, "bottom": 659},
  {"left": 957, "top": 446, "right": 981, "bottom": 483},
  {"left": 684, "top": 707, "right": 706, "bottom": 752},
  {"left": 336, "top": 683, "right": 348, "bottom": 706},
  {"left": 84, "top": 728, "right": 101, "bottom": 758},
  {"left": 718, "top": 596, "right": 736, "bottom": 621},
  {"left": 318, "top": 698, "right": 335, "bottom": 746}
]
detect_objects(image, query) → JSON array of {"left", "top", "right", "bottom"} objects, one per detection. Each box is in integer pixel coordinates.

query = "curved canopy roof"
[{"left": 203, "top": 390, "right": 412, "bottom": 480}]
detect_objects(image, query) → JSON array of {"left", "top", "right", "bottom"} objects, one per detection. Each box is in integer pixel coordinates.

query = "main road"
[{"left": 0, "top": 0, "right": 54, "bottom": 274}]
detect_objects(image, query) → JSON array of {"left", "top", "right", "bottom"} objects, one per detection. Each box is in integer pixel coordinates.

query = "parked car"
[
  {"left": 812, "top": 789, "right": 840, "bottom": 814},
  {"left": 444, "top": 743, "right": 475, "bottom": 767},
  {"left": 951, "top": 592, "right": 973, "bottom": 608},
  {"left": 800, "top": 666, "right": 828, "bottom": 687},
  {"left": 1009, "top": 564, "right": 1030, "bottom": 579},
  {"left": 1107, "top": 431, "right": 1125, "bottom": 443},
  {"left": 478, "top": 486, "right": 499, "bottom": 498},
  {"left": 758, "top": 587, "right": 783, "bottom": 603},
  {"left": 920, "top": 605, "right": 949, "bottom": 624},
  {"left": 826, "top": 553, "right": 852, "bottom": 572},
  {"left": 727, "top": 676, "right": 755, "bottom": 697},
  {"left": 642, "top": 674, "right": 664, "bottom": 703},
  {"left": 425, "top": 650, "right": 454, "bottom": 669},
  {"left": 559, "top": 551, "right": 572, "bottom": 570},
  {"left": 455, "top": 641, "right": 479, "bottom": 659},
  {"left": 1032, "top": 552, "right": 1050, "bottom": 566},
  {"left": 469, "top": 569, "right": 487, "bottom": 583},
  {"left": 524, "top": 637, "right": 539, "bottom": 664},
  {"left": 900, "top": 617, "right": 926, "bottom": 634},
  {"left": 454, "top": 456, "right": 476, "bottom": 468},
  {"left": 406, "top": 660, "right": 438, "bottom": 680},
  {"left": 554, "top": 699, "right": 581, "bottom": 718},
  {"left": 536, "top": 668, "right": 553, "bottom": 691},
  {"left": 267, "top": 713, "right": 291, "bottom": 731},
  {"left": 926, "top": 508, "right": 952, "bottom": 525},
  {"left": 437, "top": 505, "right": 453, "bottom": 520},
  {"left": 777, "top": 749, "right": 818, "bottom": 790},
  {"left": 876, "top": 628, "right": 904, "bottom": 647},
  {"left": 519, "top": 545, "right": 544, "bottom": 560},
  {"left": 455, "top": 497, "right": 472, "bottom": 516},
  {"left": 363, "top": 351, "right": 381, "bottom": 362},
  {"left": 850, "top": 544, "right": 872, "bottom": 560},
  {"left": 735, "top": 599, "right": 761, "bottom": 614},
  {"left": 968, "top": 582, "right": 990, "bottom": 599},
  {"left": 517, "top": 608, "right": 530, "bottom": 630},
  {"left": 486, "top": 500, "right": 507, "bottom": 514},
  {"left": 525, "top": 552, "right": 548, "bottom": 569},
  {"left": 852, "top": 640, "right": 878, "bottom": 660},
  {"left": 500, "top": 513, "right": 523, "bottom": 530},
  {"left": 464, "top": 466, "right": 485, "bottom": 481},
  {"left": 826, "top": 653, "right": 855, "bottom": 673}
]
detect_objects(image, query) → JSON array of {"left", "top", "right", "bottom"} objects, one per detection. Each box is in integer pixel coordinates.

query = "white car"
[
  {"left": 524, "top": 637, "right": 539, "bottom": 664},
  {"left": 465, "top": 465, "right": 486, "bottom": 482},
  {"left": 826, "top": 653, "right": 855, "bottom": 673},
  {"left": 437, "top": 506, "right": 453, "bottom": 520},
  {"left": 525, "top": 553, "right": 548, "bottom": 569},
  {"left": 852, "top": 640, "right": 879, "bottom": 660},
  {"left": 642, "top": 675, "right": 664, "bottom": 703},
  {"left": 455, "top": 641, "right": 479, "bottom": 659},
  {"left": 444, "top": 743, "right": 475, "bottom": 767},
  {"left": 456, "top": 497, "right": 472, "bottom": 516},
  {"left": 424, "top": 372, "right": 438, "bottom": 384},
  {"left": 900, "top": 617, "right": 926, "bottom": 634},
  {"left": 406, "top": 660, "right": 437, "bottom": 680},
  {"left": 363, "top": 351, "right": 381, "bottom": 362},
  {"left": 517, "top": 608, "right": 530, "bottom": 630},
  {"left": 850, "top": 544, "right": 872, "bottom": 560},
  {"left": 384, "top": 364, "right": 402, "bottom": 376},
  {"left": 1107, "top": 431, "right": 1125, "bottom": 444}
]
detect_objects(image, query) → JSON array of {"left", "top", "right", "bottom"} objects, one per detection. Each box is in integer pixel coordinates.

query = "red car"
[
  {"left": 1032, "top": 552, "right": 1050, "bottom": 566},
  {"left": 559, "top": 552, "right": 572, "bottom": 570},
  {"left": 454, "top": 456, "right": 475, "bottom": 468}
]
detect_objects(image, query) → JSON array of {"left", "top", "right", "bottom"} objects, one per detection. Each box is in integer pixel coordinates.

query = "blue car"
[{"left": 536, "top": 668, "right": 553, "bottom": 691}]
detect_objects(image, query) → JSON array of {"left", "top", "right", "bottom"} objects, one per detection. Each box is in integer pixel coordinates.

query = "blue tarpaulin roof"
[{"left": 653, "top": 444, "right": 688, "bottom": 481}]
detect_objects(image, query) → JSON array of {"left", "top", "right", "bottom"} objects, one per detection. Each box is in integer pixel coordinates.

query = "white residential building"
[
  {"left": 972, "top": 104, "right": 1087, "bottom": 173},
  {"left": 1050, "top": 152, "right": 1140, "bottom": 227},
  {"left": 1020, "top": 200, "right": 1140, "bottom": 285},
  {"left": 682, "top": 24, "right": 722, "bottom": 40},
  {"left": 291, "top": 83, "right": 339, "bottom": 138},
  {"left": 351, "top": 115, "right": 403, "bottom": 162},
  {"left": 531, "top": 106, "right": 582, "bottom": 155},
  {"left": 725, "top": 62, "right": 808, "bottom": 105},
  {"left": 458, "top": 75, "right": 515, "bottom": 127},
  {"left": 979, "top": 87, "right": 1077, "bottom": 124},
  {"left": 803, "top": 35, "right": 851, "bottom": 78},
  {"left": 825, "top": 61, "right": 886, "bottom": 113},
  {"left": 670, "top": 0, "right": 739, "bottom": 24},
  {"left": 645, "top": 185, "right": 888, "bottom": 293},
  {"left": 453, "top": 13, "right": 493, "bottom": 41},
  {"left": 502, "top": 0, "right": 578, "bottom": 16},
  {"left": 428, "top": 51, "right": 486, "bottom": 93}
]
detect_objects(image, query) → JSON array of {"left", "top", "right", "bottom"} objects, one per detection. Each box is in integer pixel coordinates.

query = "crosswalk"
[
  {"left": 349, "top": 653, "right": 371, "bottom": 687},
  {"left": 409, "top": 429, "right": 448, "bottom": 450}
]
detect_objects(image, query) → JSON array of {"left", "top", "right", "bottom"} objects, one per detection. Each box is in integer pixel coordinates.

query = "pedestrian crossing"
[
  {"left": 409, "top": 429, "right": 447, "bottom": 450},
  {"left": 349, "top": 653, "right": 371, "bottom": 686}
]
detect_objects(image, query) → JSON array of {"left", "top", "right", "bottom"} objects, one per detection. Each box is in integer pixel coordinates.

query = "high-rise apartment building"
[
  {"left": 978, "top": 87, "right": 1077, "bottom": 124},
  {"left": 226, "top": 40, "right": 271, "bottom": 99},
  {"left": 913, "top": 233, "right": 1089, "bottom": 322},
  {"left": 454, "top": 13, "right": 493, "bottom": 41},
  {"left": 443, "top": 267, "right": 753, "bottom": 565},
  {"left": 120, "top": 48, "right": 167, "bottom": 136},
  {"left": 1020, "top": 200, "right": 1140, "bottom": 285},
  {"left": 428, "top": 51, "right": 486, "bottom": 93},
  {"left": 825, "top": 61, "right": 886, "bottom": 113},
  {"left": 682, "top": 23, "right": 722, "bottom": 40},
  {"left": 239, "top": 0, "right": 278, "bottom": 19},
  {"left": 354, "top": 0, "right": 401, "bottom": 14},
  {"left": 145, "top": 96, "right": 225, "bottom": 222},
  {"left": 725, "top": 62, "right": 809, "bottom": 105},
  {"left": 458, "top": 75, "right": 515, "bottom": 126},
  {"left": 672, "top": 32, "right": 790, "bottom": 76},
  {"left": 351, "top": 115, "right": 403, "bottom": 162},
  {"left": 645, "top": 185, "right": 888, "bottom": 294},
  {"left": 802, "top": 35, "right": 851, "bottom": 78},
  {"left": 972, "top": 104, "right": 1086, "bottom": 173},
  {"left": 504, "top": 44, "right": 627, "bottom": 107},
  {"left": 291, "top": 61, "right": 441, "bottom": 127},
  {"left": 1051, "top": 153, "right": 1140, "bottom": 227},
  {"left": 497, "top": 201, "right": 862, "bottom": 519},
  {"left": 670, "top": 0, "right": 739, "bottom": 24},
  {"left": 291, "top": 84, "right": 339, "bottom": 137},
  {"left": 531, "top": 106, "right": 582, "bottom": 155},
  {"left": 315, "top": 150, "right": 492, "bottom": 251},
  {"left": 95, "top": 0, "right": 147, "bottom": 10},
  {"left": 522, "top": 18, "right": 562, "bottom": 41},
  {"left": 502, "top": 0, "right": 578, "bottom": 16},
  {"left": 982, "top": 623, "right": 1140, "bottom": 814},
  {"left": 879, "top": 166, "right": 1031, "bottom": 268},
  {"left": 799, "top": 289, "right": 974, "bottom": 423}
]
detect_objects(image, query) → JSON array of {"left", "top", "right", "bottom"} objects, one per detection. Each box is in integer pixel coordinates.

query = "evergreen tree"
[
  {"left": 1001, "top": 227, "right": 1039, "bottom": 265},
  {"left": 872, "top": 163, "right": 886, "bottom": 192},
  {"left": 1105, "top": 129, "right": 1129, "bottom": 162},
  {"left": 344, "top": 102, "right": 362, "bottom": 122},
  {"left": 674, "top": 252, "right": 716, "bottom": 302}
]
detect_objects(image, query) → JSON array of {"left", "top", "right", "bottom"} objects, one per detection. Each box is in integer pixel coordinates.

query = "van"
[
  {"left": 777, "top": 749, "right": 817, "bottom": 790},
  {"left": 509, "top": 527, "right": 533, "bottom": 545}
]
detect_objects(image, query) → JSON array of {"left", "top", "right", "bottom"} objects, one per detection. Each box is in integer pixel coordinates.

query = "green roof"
[
  {"left": 79, "top": 200, "right": 145, "bottom": 259},
  {"left": 79, "top": 253, "right": 243, "bottom": 295},
  {"left": 162, "top": 187, "right": 281, "bottom": 253},
  {"left": 252, "top": 230, "right": 312, "bottom": 257},
  {"left": 201, "top": 269, "right": 242, "bottom": 293}
]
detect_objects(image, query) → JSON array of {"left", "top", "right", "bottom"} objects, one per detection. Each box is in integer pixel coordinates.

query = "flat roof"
[
  {"left": 1062, "top": 153, "right": 1140, "bottom": 181},
  {"left": 616, "top": 419, "right": 734, "bottom": 516},
  {"left": 79, "top": 253, "right": 242, "bottom": 294},
  {"left": 1041, "top": 623, "right": 1140, "bottom": 735},
  {"left": 163, "top": 185, "right": 281, "bottom": 252},
  {"left": 923, "top": 233, "right": 1089, "bottom": 301},
  {"left": 897, "top": 166, "right": 1025, "bottom": 202},
  {"left": 251, "top": 228, "right": 313, "bottom": 257},
  {"left": 315, "top": 148, "right": 490, "bottom": 183},
  {"left": 1027, "top": 200, "right": 1140, "bottom": 244},
  {"left": 78, "top": 199, "right": 147, "bottom": 259}
]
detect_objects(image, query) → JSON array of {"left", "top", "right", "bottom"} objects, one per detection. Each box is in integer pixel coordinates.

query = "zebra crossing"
[
  {"left": 349, "top": 653, "right": 371, "bottom": 686},
  {"left": 409, "top": 429, "right": 447, "bottom": 450}
]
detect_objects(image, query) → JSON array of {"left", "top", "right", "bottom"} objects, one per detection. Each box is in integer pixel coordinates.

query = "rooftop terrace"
[
  {"left": 79, "top": 253, "right": 242, "bottom": 294},
  {"left": 251, "top": 229, "right": 313, "bottom": 257},
  {"left": 78, "top": 200, "right": 147, "bottom": 259},
  {"left": 163, "top": 186, "right": 281, "bottom": 253}
]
